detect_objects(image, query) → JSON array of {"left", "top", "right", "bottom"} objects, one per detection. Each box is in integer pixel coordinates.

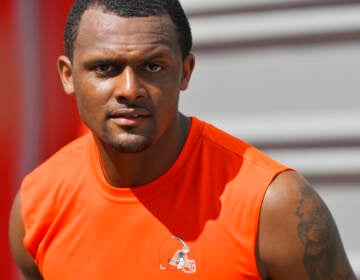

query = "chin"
[{"left": 106, "top": 133, "right": 153, "bottom": 153}]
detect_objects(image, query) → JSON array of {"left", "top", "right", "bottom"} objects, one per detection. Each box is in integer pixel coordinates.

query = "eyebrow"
[
  {"left": 142, "top": 51, "right": 174, "bottom": 61},
  {"left": 83, "top": 58, "right": 118, "bottom": 69},
  {"left": 82, "top": 49, "right": 174, "bottom": 69}
]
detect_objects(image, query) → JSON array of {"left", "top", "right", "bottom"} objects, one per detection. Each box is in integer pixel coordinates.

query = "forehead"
[{"left": 74, "top": 8, "right": 180, "bottom": 59}]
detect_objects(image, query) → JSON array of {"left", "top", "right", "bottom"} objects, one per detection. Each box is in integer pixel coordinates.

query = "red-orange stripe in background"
[
  {"left": 38, "top": 0, "right": 87, "bottom": 161},
  {"left": 0, "top": 0, "right": 21, "bottom": 278},
  {"left": 1, "top": 1, "right": 86, "bottom": 278}
]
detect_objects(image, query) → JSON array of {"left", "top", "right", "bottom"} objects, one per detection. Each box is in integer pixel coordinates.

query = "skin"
[
  {"left": 257, "top": 171, "right": 356, "bottom": 279},
  {"left": 9, "top": 7, "right": 356, "bottom": 280},
  {"left": 59, "top": 9, "right": 195, "bottom": 186}
]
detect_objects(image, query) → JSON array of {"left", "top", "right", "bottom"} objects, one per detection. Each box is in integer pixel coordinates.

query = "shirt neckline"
[{"left": 88, "top": 116, "right": 204, "bottom": 203}]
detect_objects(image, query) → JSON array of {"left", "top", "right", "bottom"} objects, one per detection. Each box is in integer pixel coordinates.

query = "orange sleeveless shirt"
[{"left": 21, "top": 117, "right": 289, "bottom": 279}]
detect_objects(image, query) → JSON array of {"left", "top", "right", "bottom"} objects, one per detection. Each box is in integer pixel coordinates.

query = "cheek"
[
  {"left": 74, "top": 78, "right": 113, "bottom": 109},
  {"left": 73, "top": 87, "right": 108, "bottom": 130},
  {"left": 148, "top": 67, "right": 183, "bottom": 96},
  {"left": 151, "top": 85, "right": 180, "bottom": 114},
  {"left": 150, "top": 74, "right": 182, "bottom": 103}
]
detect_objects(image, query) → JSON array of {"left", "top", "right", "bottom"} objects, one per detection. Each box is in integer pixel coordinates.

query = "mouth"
[{"left": 108, "top": 107, "right": 151, "bottom": 126}]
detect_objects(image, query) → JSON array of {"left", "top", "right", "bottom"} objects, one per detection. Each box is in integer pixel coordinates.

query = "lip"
[{"left": 108, "top": 107, "right": 151, "bottom": 126}]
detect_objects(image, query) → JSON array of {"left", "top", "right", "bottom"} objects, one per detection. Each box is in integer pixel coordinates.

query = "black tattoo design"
[{"left": 295, "top": 185, "right": 355, "bottom": 280}]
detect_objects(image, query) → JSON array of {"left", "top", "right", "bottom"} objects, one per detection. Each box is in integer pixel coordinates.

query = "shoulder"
[
  {"left": 20, "top": 132, "right": 93, "bottom": 204},
  {"left": 198, "top": 119, "right": 288, "bottom": 173},
  {"left": 257, "top": 170, "right": 356, "bottom": 279},
  {"left": 20, "top": 133, "right": 93, "bottom": 248},
  {"left": 15, "top": 134, "right": 94, "bottom": 272},
  {"left": 29, "top": 133, "right": 91, "bottom": 173},
  {"left": 22, "top": 133, "right": 92, "bottom": 188},
  {"left": 20, "top": 134, "right": 92, "bottom": 215}
]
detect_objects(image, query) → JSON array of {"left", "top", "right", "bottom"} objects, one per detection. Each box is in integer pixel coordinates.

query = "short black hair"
[{"left": 64, "top": 0, "right": 192, "bottom": 61}]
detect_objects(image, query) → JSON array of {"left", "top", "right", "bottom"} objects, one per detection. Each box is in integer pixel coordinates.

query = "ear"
[
  {"left": 180, "top": 54, "right": 195, "bottom": 91},
  {"left": 57, "top": 55, "right": 75, "bottom": 95}
]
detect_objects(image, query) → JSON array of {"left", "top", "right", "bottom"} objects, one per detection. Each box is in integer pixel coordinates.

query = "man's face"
[{"left": 58, "top": 8, "right": 194, "bottom": 153}]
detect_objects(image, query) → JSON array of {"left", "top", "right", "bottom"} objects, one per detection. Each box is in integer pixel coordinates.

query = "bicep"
[
  {"left": 9, "top": 190, "right": 43, "bottom": 280},
  {"left": 258, "top": 170, "right": 356, "bottom": 280}
]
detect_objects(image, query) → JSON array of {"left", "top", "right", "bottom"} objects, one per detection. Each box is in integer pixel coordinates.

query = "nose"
[{"left": 114, "top": 66, "right": 147, "bottom": 102}]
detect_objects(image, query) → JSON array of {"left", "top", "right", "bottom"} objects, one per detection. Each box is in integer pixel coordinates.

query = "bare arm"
[
  {"left": 257, "top": 170, "right": 356, "bottom": 280},
  {"left": 9, "top": 191, "right": 43, "bottom": 280}
]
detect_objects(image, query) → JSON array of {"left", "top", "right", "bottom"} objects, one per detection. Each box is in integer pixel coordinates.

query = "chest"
[{"left": 39, "top": 194, "right": 261, "bottom": 280}]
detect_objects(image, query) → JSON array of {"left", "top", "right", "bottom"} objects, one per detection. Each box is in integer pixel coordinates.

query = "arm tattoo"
[{"left": 295, "top": 185, "right": 355, "bottom": 280}]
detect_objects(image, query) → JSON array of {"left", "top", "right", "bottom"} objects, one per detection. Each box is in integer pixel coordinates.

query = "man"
[{"left": 9, "top": 0, "right": 356, "bottom": 279}]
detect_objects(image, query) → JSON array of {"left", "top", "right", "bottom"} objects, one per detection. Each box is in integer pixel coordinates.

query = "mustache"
[{"left": 105, "top": 102, "right": 154, "bottom": 118}]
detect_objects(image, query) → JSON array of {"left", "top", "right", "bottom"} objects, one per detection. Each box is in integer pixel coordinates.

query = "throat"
[{"left": 97, "top": 115, "right": 190, "bottom": 187}]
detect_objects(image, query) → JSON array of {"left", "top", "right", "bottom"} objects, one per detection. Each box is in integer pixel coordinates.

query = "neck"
[{"left": 95, "top": 113, "right": 190, "bottom": 187}]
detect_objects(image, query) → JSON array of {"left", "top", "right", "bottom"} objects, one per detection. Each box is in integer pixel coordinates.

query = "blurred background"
[{"left": 1, "top": 0, "right": 359, "bottom": 278}]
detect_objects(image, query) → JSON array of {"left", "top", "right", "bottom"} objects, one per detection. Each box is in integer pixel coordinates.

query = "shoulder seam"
[{"left": 200, "top": 128, "right": 285, "bottom": 174}]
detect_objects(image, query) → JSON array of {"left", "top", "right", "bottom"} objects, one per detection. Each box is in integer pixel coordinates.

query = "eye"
[
  {"left": 144, "top": 63, "right": 163, "bottom": 73},
  {"left": 95, "top": 64, "right": 114, "bottom": 74}
]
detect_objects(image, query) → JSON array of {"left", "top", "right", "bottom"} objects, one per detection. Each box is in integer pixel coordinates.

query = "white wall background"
[{"left": 180, "top": 0, "right": 360, "bottom": 276}]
